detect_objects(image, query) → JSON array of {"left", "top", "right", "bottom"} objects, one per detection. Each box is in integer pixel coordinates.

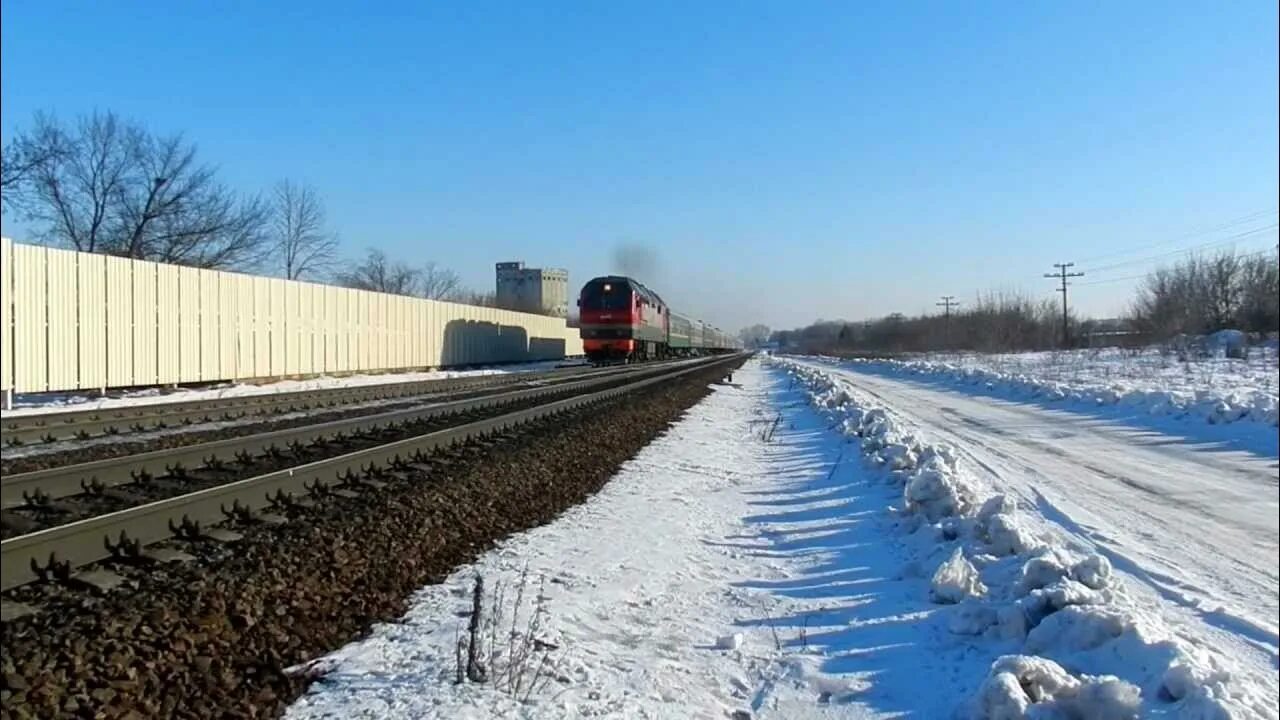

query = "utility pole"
[
  {"left": 1044, "top": 262, "right": 1084, "bottom": 348},
  {"left": 936, "top": 295, "right": 960, "bottom": 349}
]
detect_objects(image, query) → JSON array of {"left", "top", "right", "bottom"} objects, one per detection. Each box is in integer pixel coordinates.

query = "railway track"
[
  {"left": 0, "top": 363, "right": 596, "bottom": 446},
  {"left": 0, "top": 360, "right": 679, "bottom": 528},
  {"left": 0, "top": 354, "right": 741, "bottom": 595}
]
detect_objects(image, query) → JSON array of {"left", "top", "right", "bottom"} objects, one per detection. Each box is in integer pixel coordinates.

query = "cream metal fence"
[{"left": 0, "top": 238, "right": 583, "bottom": 402}]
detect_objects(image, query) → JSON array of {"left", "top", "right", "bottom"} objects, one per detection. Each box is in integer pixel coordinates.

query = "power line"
[
  {"left": 1045, "top": 262, "right": 1084, "bottom": 347},
  {"left": 1079, "top": 223, "right": 1278, "bottom": 275},
  {"left": 1074, "top": 208, "right": 1278, "bottom": 265},
  {"left": 1075, "top": 245, "right": 1280, "bottom": 287}
]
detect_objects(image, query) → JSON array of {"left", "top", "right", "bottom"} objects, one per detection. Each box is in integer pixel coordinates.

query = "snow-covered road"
[{"left": 792, "top": 359, "right": 1280, "bottom": 670}]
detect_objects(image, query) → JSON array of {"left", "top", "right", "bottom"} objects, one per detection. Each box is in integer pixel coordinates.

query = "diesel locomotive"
[{"left": 576, "top": 275, "right": 738, "bottom": 363}]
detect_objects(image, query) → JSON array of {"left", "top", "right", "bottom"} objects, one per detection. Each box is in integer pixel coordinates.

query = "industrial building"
[{"left": 495, "top": 261, "right": 569, "bottom": 318}]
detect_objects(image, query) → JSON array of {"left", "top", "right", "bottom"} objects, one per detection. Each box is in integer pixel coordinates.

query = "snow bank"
[
  {"left": 771, "top": 357, "right": 1269, "bottom": 719},
  {"left": 829, "top": 349, "right": 1280, "bottom": 430},
  {"left": 973, "top": 655, "right": 1140, "bottom": 720},
  {"left": 931, "top": 547, "right": 987, "bottom": 603}
]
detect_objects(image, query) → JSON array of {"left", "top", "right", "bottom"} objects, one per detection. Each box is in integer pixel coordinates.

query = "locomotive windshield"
[{"left": 580, "top": 280, "right": 632, "bottom": 310}]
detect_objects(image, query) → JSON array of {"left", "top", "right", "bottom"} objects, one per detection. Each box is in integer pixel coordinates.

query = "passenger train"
[{"left": 576, "top": 275, "right": 739, "bottom": 363}]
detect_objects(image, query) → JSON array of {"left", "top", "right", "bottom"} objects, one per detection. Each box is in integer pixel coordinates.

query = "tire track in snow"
[{"left": 799, "top": 361, "right": 1279, "bottom": 669}]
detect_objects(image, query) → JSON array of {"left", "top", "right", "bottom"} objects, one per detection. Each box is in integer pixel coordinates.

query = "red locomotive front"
[{"left": 576, "top": 276, "right": 668, "bottom": 363}]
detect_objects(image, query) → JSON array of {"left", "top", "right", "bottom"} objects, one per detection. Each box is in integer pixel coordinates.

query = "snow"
[
  {"left": 284, "top": 356, "right": 1277, "bottom": 719},
  {"left": 780, "top": 356, "right": 1278, "bottom": 718},
  {"left": 0, "top": 361, "right": 580, "bottom": 418},
  {"left": 931, "top": 548, "right": 987, "bottom": 604},
  {"left": 973, "top": 654, "right": 1141, "bottom": 720},
  {"left": 810, "top": 345, "right": 1279, "bottom": 456},
  {"left": 288, "top": 360, "right": 982, "bottom": 718}
]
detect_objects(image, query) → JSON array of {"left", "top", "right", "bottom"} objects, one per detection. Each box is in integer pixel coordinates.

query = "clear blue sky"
[{"left": 3, "top": 1, "right": 1276, "bottom": 331}]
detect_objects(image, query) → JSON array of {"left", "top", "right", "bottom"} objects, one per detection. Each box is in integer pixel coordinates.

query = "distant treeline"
[{"left": 772, "top": 248, "right": 1279, "bottom": 356}]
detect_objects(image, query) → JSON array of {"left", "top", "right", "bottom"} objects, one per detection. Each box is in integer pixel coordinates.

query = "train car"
[
  {"left": 668, "top": 311, "right": 694, "bottom": 354},
  {"left": 576, "top": 275, "right": 738, "bottom": 363}
]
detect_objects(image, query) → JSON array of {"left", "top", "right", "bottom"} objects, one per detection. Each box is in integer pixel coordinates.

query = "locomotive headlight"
[{"left": 603, "top": 283, "right": 612, "bottom": 291}]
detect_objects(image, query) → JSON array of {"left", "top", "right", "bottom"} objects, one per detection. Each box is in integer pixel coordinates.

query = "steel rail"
[
  {"left": 0, "top": 354, "right": 742, "bottom": 591},
  {"left": 0, "top": 358, "right": 701, "bottom": 510},
  {"left": 1, "top": 363, "right": 599, "bottom": 446}
]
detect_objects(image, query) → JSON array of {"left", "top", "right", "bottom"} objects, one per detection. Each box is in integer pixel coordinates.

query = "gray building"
[{"left": 495, "top": 261, "right": 569, "bottom": 318}]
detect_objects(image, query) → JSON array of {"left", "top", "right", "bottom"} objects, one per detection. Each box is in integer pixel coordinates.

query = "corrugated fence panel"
[
  {"left": 76, "top": 253, "right": 107, "bottom": 390},
  {"left": 268, "top": 278, "right": 286, "bottom": 376},
  {"left": 12, "top": 244, "right": 47, "bottom": 393},
  {"left": 400, "top": 295, "right": 413, "bottom": 368},
  {"left": 457, "top": 303, "right": 473, "bottom": 365},
  {"left": 199, "top": 269, "right": 220, "bottom": 381},
  {"left": 346, "top": 288, "right": 359, "bottom": 373},
  {"left": 251, "top": 276, "right": 270, "bottom": 377},
  {"left": 233, "top": 274, "right": 254, "bottom": 378},
  {"left": 368, "top": 292, "right": 382, "bottom": 371},
  {"left": 468, "top": 304, "right": 482, "bottom": 364},
  {"left": 357, "top": 290, "right": 371, "bottom": 372},
  {"left": 374, "top": 293, "right": 388, "bottom": 371},
  {"left": 177, "top": 266, "right": 201, "bottom": 383},
  {"left": 426, "top": 299, "right": 438, "bottom": 367},
  {"left": 104, "top": 256, "right": 134, "bottom": 388},
  {"left": 156, "top": 264, "right": 180, "bottom": 385},
  {"left": 0, "top": 238, "right": 12, "bottom": 392},
  {"left": 478, "top": 305, "right": 490, "bottom": 363},
  {"left": 218, "top": 272, "right": 239, "bottom": 379},
  {"left": 283, "top": 281, "right": 299, "bottom": 376},
  {"left": 45, "top": 248, "right": 79, "bottom": 392},
  {"left": 302, "top": 282, "right": 318, "bottom": 376},
  {"left": 479, "top": 306, "right": 491, "bottom": 364},
  {"left": 298, "top": 282, "right": 314, "bottom": 376},
  {"left": 320, "top": 285, "right": 335, "bottom": 374},
  {"left": 424, "top": 300, "right": 438, "bottom": 368},
  {"left": 333, "top": 288, "right": 349, "bottom": 374},
  {"left": 384, "top": 294, "right": 398, "bottom": 370},
  {"left": 132, "top": 260, "right": 159, "bottom": 386},
  {"left": 294, "top": 280, "right": 309, "bottom": 371},
  {"left": 437, "top": 301, "right": 453, "bottom": 367},
  {"left": 452, "top": 302, "right": 467, "bottom": 366},
  {"left": 410, "top": 298, "right": 425, "bottom": 368},
  {"left": 358, "top": 291, "right": 371, "bottom": 372},
  {"left": 347, "top": 288, "right": 361, "bottom": 373},
  {"left": 313, "top": 280, "right": 325, "bottom": 371},
  {"left": 393, "top": 295, "right": 408, "bottom": 369}
]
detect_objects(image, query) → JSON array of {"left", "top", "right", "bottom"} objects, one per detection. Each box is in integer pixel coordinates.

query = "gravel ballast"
[{"left": 0, "top": 358, "right": 745, "bottom": 719}]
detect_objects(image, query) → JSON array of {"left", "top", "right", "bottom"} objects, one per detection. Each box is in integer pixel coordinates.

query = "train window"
[{"left": 581, "top": 282, "right": 631, "bottom": 310}]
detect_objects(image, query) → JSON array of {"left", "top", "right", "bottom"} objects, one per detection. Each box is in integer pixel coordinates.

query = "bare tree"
[
  {"left": 22, "top": 112, "right": 137, "bottom": 253},
  {"left": 1236, "top": 250, "right": 1279, "bottom": 332},
  {"left": 2, "top": 114, "right": 70, "bottom": 214},
  {"left": 419, "top": 261, "right": 463, "bottom": 300},
  {"left": 334, "top": 248, "right": 421, "bottom": 295},
  {"left": 1132, "top": 248, "right": 1280, "bottom": 338},
  {"left": 447, "top": 288, "right": 498, "bottom": 307},
  {"left": 7, "top": 110, "right": 270, "bottom": 270},
  {"left": 271, "top": 179, "right": 338, "bottom": 279}
]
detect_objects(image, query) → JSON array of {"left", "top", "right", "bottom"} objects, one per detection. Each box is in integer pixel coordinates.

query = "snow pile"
[
  {"left": 772, "top": 357, "right": 1269, "bottom": 719},
  {"left": 973, "top": 655, "right": 1140, "bottom": 720},
  {"left": 832, "top": 349, "right": 1280, "bottom": 429},
  {"left": 931, "top": 547, "right": 986, "bottom": 603},
  {"left": 799, "top": 363, "right": 975, "bottom": 522}
]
